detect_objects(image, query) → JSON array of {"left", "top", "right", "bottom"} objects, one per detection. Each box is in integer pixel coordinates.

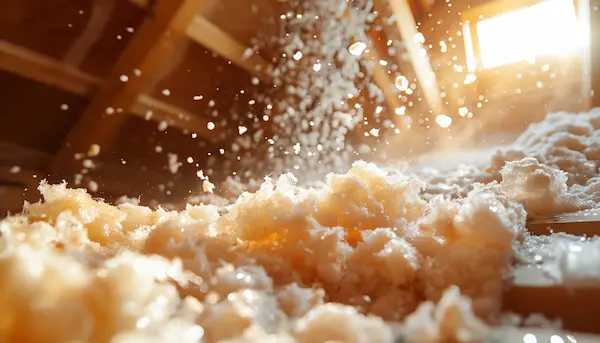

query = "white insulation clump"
[
  {"left": 0, "top": 157, "right": 531, "bottom": 343},
  {"left": 423, "top": 109, "right": 600, "bottom": 215}
]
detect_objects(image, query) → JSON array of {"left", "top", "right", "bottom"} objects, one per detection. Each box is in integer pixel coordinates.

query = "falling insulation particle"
[
  {"left": 202, "top": 180, "right": 215, "bottom": 193},
  {"left": 369, "top": 128, "right": 380, "bottom": 137},
  {"left": 9, "top": 166, "right": 20, "bottom": 174},
  {"left": 238, "top": 126, "right": 248, "bottom": 135},
  {"left": 60, "top": 104, "right": 69, "bottom": 111},
  {"left": 313, "top": 63, "right": 322, "bottom": 72},
  {"left": 458, "top": 107, "right": 469, "bottom": 117},
  {"left": 87, "top": 144, "right": 101, "bottom": 157},
  {"left": 145, "top": 111, "right": 153, "bottom": 120},
  {"left": 348, "top": 42, "right": 367, "bottom": 56},
  {"left": 395, "top": 75, "right": 409, "bottom": 91},
  {"left": 207, "top": 122, "right": 216, "bottom": 131},
  {"left": 158, "top": 121, "right": 168, "bottom": 131},
  {"left": 162, "top": 89, "right": 171, "bottom": 96},
  {"left": 435, "top": 114, "right": 453, "bottom": 128},
  {"left": 167, "top": 153, "right": 180, "bottom": 174},
  {"left": 395, "top": 106, "right": 406, "bottom": 115},
  {"left": 88, "top": 180, "right": 98, "bottom": 192},
  {"left": 119, "top": 75, "right": 129, "bottom": 82},
  {"left": 464, "top": 74, "right": 477, "bottom": 84},
  {"left": 293, "top": 51, "right": 304, "bottom": 60}
]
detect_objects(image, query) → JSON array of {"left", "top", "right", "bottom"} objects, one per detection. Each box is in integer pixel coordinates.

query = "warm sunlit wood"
[
  {"left": 127, "top": 0, "right": 270, "bottom": 79},
  {"left": 374, "top": 0, "right": 444, "bottom": 114},
  {"left": 0, "top": 40, "right": 102, "bottom": 96},
  {"left": 52, "top": 0, "right": 209, "bottom": 179}
]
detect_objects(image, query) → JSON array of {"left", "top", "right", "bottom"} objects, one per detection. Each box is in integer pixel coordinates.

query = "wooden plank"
[
  {"left": 51, "top": 0, "right": 209, "bottom": 179},
  {"left": 0, "top": 42, "right": 208, "bottom": 137},
  {"left": 133, "top": 94, "right": 218, "bottom": 139},
  {"left": 63, "top": 0, "right": 116, "bottom": 68},
  {"left": 127, "top": 0, "right": 270, "bottom": 79},
  {"left": 374, "top": 0, "right": 443, "bottom": 114},
  {"left": 365, "top": 41, "right": 407, "bottom": 129},
  {"left": 185, "top": 16, "right": 270, "bottom": 79},
  {"left": 0, "top": 40, "right": 102, "bottom": 96}
]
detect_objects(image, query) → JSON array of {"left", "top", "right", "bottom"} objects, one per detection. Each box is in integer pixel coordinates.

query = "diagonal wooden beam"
[
  {"left": 185, "top": 16, "right": 270, "bottom": 79},
  {"left": 373, "top": 0, "right": 444, "bottom": 114},
  {"left": 51, "top": 0, "right": 208, "bottom": 179},
  {"left": 127, "top": 0, "right": 269, "bottom": 79},
  {"left": 0, "top": 40, "right": 102, "bottom": 96}
]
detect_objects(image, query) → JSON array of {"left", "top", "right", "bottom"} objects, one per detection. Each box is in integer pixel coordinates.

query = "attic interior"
[
  {"left": 2, "top": 0, "right": 600, "bottom": 341},
  {"left": 2, "top": 0, "right": 595, "bottom": 212}
]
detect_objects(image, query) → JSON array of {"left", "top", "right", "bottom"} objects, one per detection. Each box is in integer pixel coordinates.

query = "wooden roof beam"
[
  {"left": 0, "top": 40, "right": 102, "bottom": 96},
  {"left": 374, "top": 0, "right": 444, "bottom": 114},
  {"left": 51, "top": 0, "right": 209, "bottom": 179},
  {"left": 0, "top": 40, "right": 214, "bottom": 138},
  {"left": 128, "top": 0, "right": 270, "bottom": 80}
]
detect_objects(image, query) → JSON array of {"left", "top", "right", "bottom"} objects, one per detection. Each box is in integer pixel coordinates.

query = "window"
[{"left": 464, "top": 0, "right": 585, "bottom": 70}]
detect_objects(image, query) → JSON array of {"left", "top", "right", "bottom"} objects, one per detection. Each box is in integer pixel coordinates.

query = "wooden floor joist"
[
  {"left": 51, "top": 0, "right": 209, "bottom": 179},
  {"left": 374, "top": 0, "right": 444, "bottom": 114}
]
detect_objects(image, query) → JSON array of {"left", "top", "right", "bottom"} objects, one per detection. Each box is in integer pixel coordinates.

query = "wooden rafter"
[
  {"left": 127, "top": 0, "right": 270, "bottom": 79},
  {"left": 365, "top": 41, "right": 408, "bottom": 130},
  {"left": 0, "top": 40, "right": 102, "bottom": 96},
  {"left": 51, "top": 0, "right": 209, "bottom": 178},
  {"left": 374, "top": 0, "right": 444, "bottom": 114},
  {"left": 0, "top": 40, "right": 214, "bottom": 137},
  {"left": 186, "top": 16, "right": 270, "bottom": 79}
]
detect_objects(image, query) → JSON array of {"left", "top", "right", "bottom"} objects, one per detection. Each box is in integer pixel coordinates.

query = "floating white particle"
[
  {"left": 251, "top": 77, "right": 260, "bottom": 85},
  {"left": 120, "top": 75, "right": 129, "bottom": 82},
  {"left": 126, "top": 27, "right": 134, "bottom": 33},
  {"left": 167, "top": 153, "right": 180, "bottom": 174},
  {"left": 312, "top": 63, "right": 322, "bottom": 72},
  {"left": 219, "top": 149, "right": 225, "bottom": 155},
  {"left": 133, "top": 69, "right": 141, "bottom": 76},
  {"left": 238, "top": 126, "right": 248, "bottom": 135},
  {"left": 348, "top": 42, "right": 367, "bottom": 56},
  {"left": 263, "top": 115, "right": 270, "bottom": 121},
  {"left": 88, "top": 181, "right": 98, "bottom": 192},
  {"left": 155, "top": 145, "right": 163, "bottom": 153},
  {"left": 414, "top": 32, "right": 425, "bottom": 44},
  {"left": 60, "top": 104, "right": 69, "bottom": 111},
  {"left": 187, "top": 157, "right": 194, "bottom": 163},
  {"left": 144, "top": 111, "right": 153, "bottom": 120},
  {"left": 158, "top": 121, "right": 168, "bottom": 131},
  {"left": 292, "top": 51, "right": 303, "bottom": 61},
  {"left": 395, "top": 106, "right": 406, "bottom": 115},
  {"left": 375, "top": 106, "right": 383, "bottom": 114},
  {"left": 203, "top": 180, "right": 215, "bottom": 193},
  {"left": 458, "top": 107, "right": 469, "bottom": 117},
  {"left": 193, "top": 95, "right": 203, "bottom": 101},
  {"left": 435, "top": 114, "right": 453, "bottom": 128},
  {"left": 105, "top": 107, "right": 115, "bottom": 115},
  {"left": 87, "top": 144, "right": 101, "bottom": 157},
  {"left": 369, "top": 128, "right": 380, "bottom": 137},
  {"left": 379, "top": 60, "right": 388, "bottom": 66},
  {"left": 9, "top": 166, "right": 20, "bottom": 174},
  {"left": 464, "top": 74, "right": 477, "bottom": 84},
  {"left": 395, "top": 75, "right": 409, "bottom": 91},
  {"left": 208, "top": 100, "right": 215, "bottom": 107},
  {"left": 162, "top": 89, "right": 171, "bottom": 96},
  {"left": 207, "top": 122, "right": 215, "bottom": 131},
  {"left": 249, "top": 99, "right": 256, "bottom": 105}
]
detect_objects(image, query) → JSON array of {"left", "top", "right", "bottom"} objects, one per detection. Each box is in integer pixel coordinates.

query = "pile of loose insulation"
[
  {"left": 421, "top": 109, "right": 600, "bottom": 215},
  {"left": 1, "top": 157, "right": 535, "bottom": 343}
]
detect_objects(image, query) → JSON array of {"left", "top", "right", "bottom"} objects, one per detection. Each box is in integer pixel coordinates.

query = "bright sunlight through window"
[{"left": 475, "top": 0, "right": 584, "bottom": 69}]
